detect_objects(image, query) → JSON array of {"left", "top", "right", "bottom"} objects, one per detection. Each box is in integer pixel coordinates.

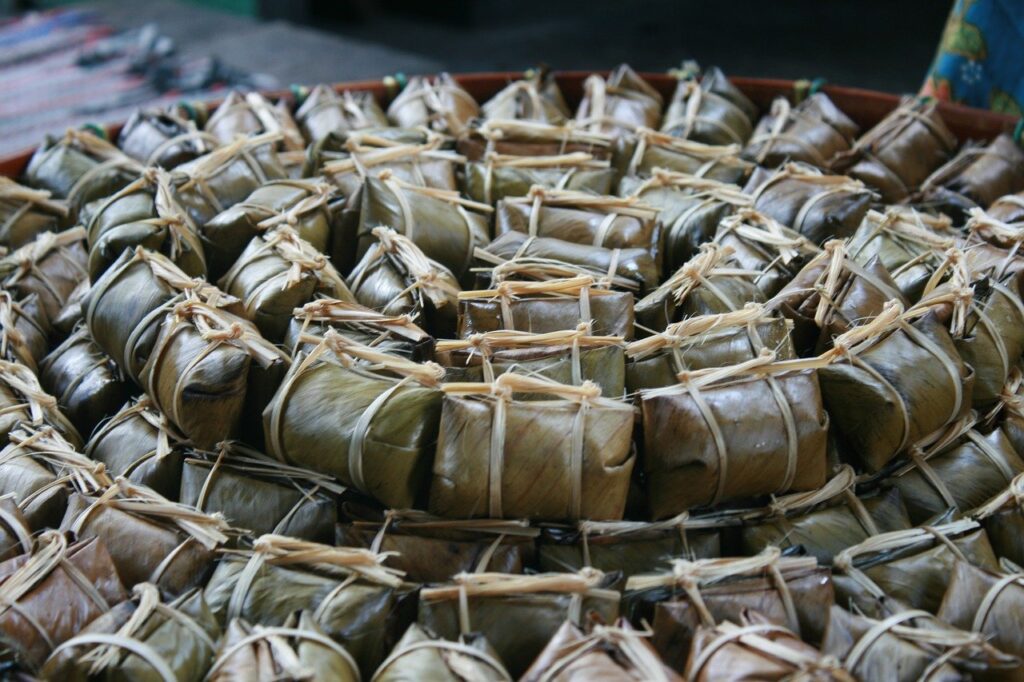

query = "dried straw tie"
[
  {"left": 577, "top": 512, "right": 700, "bottom": 567},
  {"left": 748, "top": 98, "right": 838, "bottom": 167},
  {"left": 480, "top": 151, "right": 607, "bottom": 204},
  {"left": 459, "top": 275, "right": 602, "bottom": 334},
  {"left": 966, "top": 207, "right": 1024, "bottom": 281},
  {"left": 143, "top": 122, "right": 219, "bottom": 167},
  {"left": 4, "top": 425, "right": 110, "bottom": 494},
  {"left": 625, "top": 127, "right": 742, "bottom": 177},
  {"left": 847, "top": 208, "right": 955, "bottom": 280},
  {"left": 291, "top": 298, "right": 428, "bottom": 344},
  {"left": 207, "top": 624, "right": 361, "bottom": 681},
  {"left": 751, "top": 163, "right": 872, "bottom": 235},
  {"left": 322, "top": 137, "right": 464, "bottom": 188},
  {"left": 716, "top": 208, "right": 819, "bottom": 286},
  {"left": 578, "top": 75, "right": 659, "bottom": 135},
  {"left": 235, "top": 180, "right": 337, "bottom": 233},
  {"left": 919, "top": 139, "right": 1022, "bottom": 193},
  {"left": 758, "top": 464, "right": 880, "bottom": 538},
  {"left": 664, "top": 79, "right": 746, "bottom": 144},
  {"left": 0, "top": 177, "right": 68, "bottom": 236},
  {"left": 85, "top": 396, "right": 182, "bottom": 472},
  {"left": 0, "top": 291, "right": 44, "bottom": 370},
  {"left": 536, "top": 622, "right": 671, "bottom": 682},
  {"left": 60, "top": 129, "right": 144, "bottom": 208},
  {"left": 172, "top": 132, "right": 282, "bottom": 215},
  {"left": 0, "top": 360, "right": 61, "bottom": 426},
  {"left": 389, "top": 76, "right": 478, "bottom": 134},
  {"left": 2, "top": 227, "right": 88, "bottom": 305},
  {"left": 372, "top": 633, "right": 512, "bottom": 681}
]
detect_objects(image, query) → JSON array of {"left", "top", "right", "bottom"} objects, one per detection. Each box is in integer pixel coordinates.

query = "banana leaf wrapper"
[
  {"left": 86, "top": 247, "right": 241, "bottom": 385},
  {"left": 619, "top": 170, "right": 752, "bottom": 275},
  {"left": 479, "top": 230, "right": 658, "bottom": 294},
  {"left": 142, "top": 297, "right": 289, "bottom": 450},
  {"left": 522, "top": 617, "right": 680, "bottom": 682},
  {"left": 51, "top": 277, "right": 89, "bottom": 336},
  {"left": 973, "top": 472, "right": 1024, "bottom": 568},
  {"left": 208, "top": 613, "right": 360, "bottom": 682},
  {"left": 988, "top": 190, "right": 1024, "bottom": 224},
  {"left": 418, "top": 569, "right": 621, "bottom": 677},
  {"left": 661, "top": 66, "right": 758, "bottom": 145},
  {"left": 614, "top": 128, "right": 754, "bottom": 184},
  {"left": 576, "top": 65, "right": 663, "bottom": 138},
  {"left": 23, "top": 129, "right": 143, "bottom": 217},
  {"left": 458, "top": 276, "right": 635, "bottom": 339},
  {"left": 635, "top": 244, "right": 766, "bottom": 332},
  {"left": 61, "top": 479, "right": 230, "bottom": 596},
  {"left": 0, "top": 363, "right": 80, "bottom": 450},
  {"left": 464, "top": 152, "right": 616, "bottom": 204},
  {"left": 914, "top": 133, "right": 1024, "bottom": 223},
  {"left": 481, "top": 71, "right": 570, "bottom": 124},
  {"left": 179, "top": 441, "right": 341, "bottom": 542},
  {"left": 0, "top": 532, "right": 127, "bottom": 672},
  {"left": 429, "top": 373, "right": 635, "bottom": 521},
  {"left": 85, "top": 396, "right": 186, "bottom": 500},
  {"left": 388, "top": 73, "right": 479, "bottom": 135},
  {"left": 170, "top": 133, "right": 288, "bottom": 229},
  {"left": 743, "top": 93, "right": 858, "bottom": 169},
  {"left": 218, "top": 227, "right": 353, "bottom": 341},
  {"left": 284, "top": 297, "right": 434, "bottom": 361},
  {"left": 117, "top": 109, "right": 220, "bottom": 169},
  {"left": 536, "top": 515, "right": 723, "bottom": 578},
  {"left": 205, "top": 91, "right": 304, "bottom": 152},
  {"left": 831, "top": 97, "right": 958, "bottom": 203},
  {"left": 337, "top": 513, "right": 537, "bottom": 583},
  {"left": 641, "top": 358, "right": 828, "bottom": 516},
  {"left": 0, "top": 177, "right": 70, "bottom": 248},
  {"left": 374, "top": 622, "right": 510, "bottom": 682},
  {"left": 713, "top": 208, "right": 821, "bottom": 297},
  {"left": 435, "top": 328, "right": 625, "bottom": 398},
  {"left": 202, "top": 535, "right": 410, "bottom": 677},
  {"left": 743, "top": 162, "right": 875, "bottom": 246},
  {"left": 264, "top": 331, "right": 443, "bottom": 509},
  {"left": 319, "top": 136, "right": 461, "bottom": 197},
  {"left": 686, "top": 611, "right": 850, "bottom": 682},
  {"left": 817, "top": 304, "right": 973, "bottom": 472},
  {"left": 200, "top": 178, "right": 341, "bottom": 280},
  {"left": 625, "top": 305, "right": 795, "bottom": 392},
  {"left": 0, "top": 292, "right": 50, "bottom": 373},
  {"left": 38, "top": 326, "right": 132, "bottom": 438},
  {"left": 0, "top": 226, "right": 88, "bottom": 324},
  {"left": 0, "top": 496, "right": 30, "bottom": 563},
  {"left": 738, "top": 466, "right": 913, "bottom": 564},
  {"left": 40, "top": 583, "right": 221, "bottom": 682},
  {"left": 357, "top": 173, "right": 491, "bottom": 284},
  {"left": 769, "top": 241, "right": 908, "bottom": 354},
  {"left": 832, "top": 519, "right": 1000, "bottom": 615},
  {"left": 348, "top": 226, "right": 460, "bottom": 337},
  {"left": 456, "top": 118, "right": 613, "bottom": 161},
  {"left": 295, "top": 85, "right": 388, "bottom": 142},
  {"left": 846, "top": 208, "right": 958, "bottom": 301}
]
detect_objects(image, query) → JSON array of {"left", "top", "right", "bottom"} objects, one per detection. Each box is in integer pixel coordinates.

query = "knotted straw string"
[
  {"left": 459, "top": 274, "right": 608, "bottom": 333},
  {"left": 625, "top": 127, "right": 742, "bottom": 177},
  {"left": 292, "top": 297, "right": 429, "bottom": 344},
  {"left": 537, "top": 621, "right": 671, "bottom": 682},
  {"left": 663, "top": 79, "right": 747, "bottom": 144},
  {"left": 207, "top": 624, "right": 361, "bottom": 681}
]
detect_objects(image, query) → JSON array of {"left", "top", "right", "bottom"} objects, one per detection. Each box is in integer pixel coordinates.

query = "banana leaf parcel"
[
  {"left": 743, "top": 93, "right": 859, "bottom": 169},
  {"left": 915, "top": 133, "right": 1024, "bottom": 222},
  {"left": 436, "top": 327, "right": 625, "bottom": 398},
  {"left": 218, "top": 227, "right": 353, "bottom": 341},
  {"left": 387, "top": 73, "right": 480, "bottom": 135},
  {"left": 458, "top": 276, "right": 635, "bottom": 339},
  {"left": 661, "top": 66, "right": 758, "bottom": 146},
  {"left": 337, "top": 511, "right": 537, "bottom": 583},
  {"left": 40, "top": 582, "right": 221, "bottom": 682},
  {"left": 264, "top": 330, "right": 444, "bottom": 509},
  {"left": 743, "top": 162, "right": 875, "bottom": 246},
  {"left": 319, "top": 134, "right": 462, "bottom": 197},
  {"left": 625, "top": 305, "right": 795, "bottom": 392},
  {"left": 522, "top": 617, "right": 680, "bottom": 682},
  {"left": 200, "top": 178, "right": 341, "bottom": 280},
  {"left": 832, "top": 519, "right": 1000, "bottom": 615},
  {"left": 208, "top": 613, "right": 361, "bottom": 682},
  {"left": 619, "top": 170, "right": 752, "bottom": 275},
  {"left": 23, "top": 129, "right": 143, "bottom": 218},
  {"left": 418, "top": 569, "right": 621, "bottom": 677},
  {"left": 430, "top": 373, "right": 635, "bottom": 521},
  {"left": 204, "top": 91, "right": 304, "bottom": 152},
  {"left": 634, "top": 244, "right": 766, "bottom": 332},
  {"left": 456, "top": 118, "right": 613, "bottom": 161},
  {"left": 0, "top": 496, "right": 30, "bottom": 563},
  {"left": 374, "top": 622, "right": 511, "bottom": 682},
  {"left": 357, "top": 173, "right": 492, "bottom": 284},
  {"left": 831, "top": 96, "right": 958, "bottom": 203},
  {"left": 117, "top": 108, "right": 220, "bottom": 169},
  {"left": 0, "top": 291, "right": 50, "bottom": 372},
  {"left": 576, "top": 64, "right": 663, "bottom": 138},
  {"left": 0, "top": 364, "right": 80, "bottom": 449},
  {"left": 51, "top": 277, "right": 89, "bottom": 336},
  {"left": 973, "top": 473, "right": 1024, "bottom": 568},
  {"left": 348, "top": 226, "right": 460, "bottom": 337},
  {"left": 686, "top": 612, "right": 850, "bottom": 682},
  {"left": 640, "top": 352, "right": 829, "bottom": 516},
  {"left": 85, "top": 397, "right": 185, "bottom": 500},
  {"left": 295, "top": 85, "right": 389, "bottom": 142},
  {"left": 737, "top": 465, "right": 913, "bottom": 564},
  {"left": 0, "top": 531, "right": 127, "bottom": 672},
  {"left": 988, "top": 190, "right": 1024, "bottom": 224},
  {"left": 38, "top": 326, "right": 132, "bottom": 437},
  {"left": 202, "top": 534, "right": 409, "bottom": 677},
  {"left": 0, "top": 177, "right": 70, "bottom": 249},
  {"left": 846, "top": 208, "right": 958, "bottom": 302},
  {"left": 713, "top": 208, "right": 821, "bottom": 297},
  {"left": 464, "top": 152, "right": 616, "bottom": 204},
  {"left": 142, "top": 296, "right": 289, "bottom": 450},
  {"left": 624, "top": 549, "right": 833, "bottom": 670},
  {"left": 62, "top": 478, "right": 230, "bottom": 596},
  {"left": 816, "top": 303, "right": 973, "bottom": 472},
  {"left": 85, "top": 247, "right": 239, "bottom": 385},
  {"left": 615, "top": 128, "right": 753, "bottom": 184},
  {"left": 0, "top": 226, "right": 88, "bottom": 324},
  {"left": 477, "top": 253, "right": 646, "bottom": 300},
  {"left": 284, "top": 297, "right": 434, "bottom": 361},
  {"left": 179, "top": 441, "right": 341, "bottom": 542},
  {"left": 481, "top": 70, "right": 571, "bottom": 124}
]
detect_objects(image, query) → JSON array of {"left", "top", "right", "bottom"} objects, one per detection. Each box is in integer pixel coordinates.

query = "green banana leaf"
[
  {"left": 744, "top": 93, "right": 858, "bottom": 170},
  {"left": 374, "top": 622, "right": 511, "bottom": 682},
  {"left": 118, "top": 109, "right": 219, "bottom": 169},
  {"left": 0, "top": 363, "right": 80, "bottom": 450},
  {"left": 0, "top": 177, "right": 70, "bottom": 248},
  {"left": 464, "top": 153, "right": 615, "bottom": 204},
  {"left": 51, "top": 278, "right": 89, "bottom": 336},
  {"left": 661, "top": 66, "right": 758, "bottom": 145},
  {"left": 971, "top": 472, "right": 1024, "bottom": 569},
  {"left": 0, "top": 292, "right": 50, "bottom": 373},
  {"left": 387, "top": 73, "right": 479, "bottom": 135},
  {"left": 575, "top": 64, "right": 663, "bottom": 138},
  {"left": 295, "top": 85, "right": 389, "bottom": 142},
  {"left": 613, "top": 129, "right": 753, "bottom": 184},
  {"left": 937, "top": 560, "right": 1024, "bottom": 669},
  {"left": 0, "top": 227, "right": 88, "bottom": 324},
  {"left": 204, "top": 91, "right": 304, "bottom": 152},
  {"left": 481, "top": 70, "right": 570, "bottom": 124},
  {"left": 456, "top": 118, "right": 613, "bottom": 161}
]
